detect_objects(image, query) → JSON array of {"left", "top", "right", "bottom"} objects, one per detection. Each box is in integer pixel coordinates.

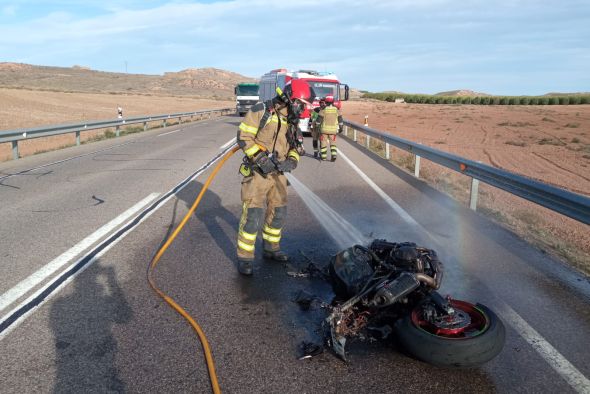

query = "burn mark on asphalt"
[{"left": 92, "top": 195, "right": 105, "bottom": 205}]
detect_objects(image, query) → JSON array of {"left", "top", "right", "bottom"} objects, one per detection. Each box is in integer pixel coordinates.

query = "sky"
[{"left": 0, "top": 0, "right": 588, "bottom": 95}]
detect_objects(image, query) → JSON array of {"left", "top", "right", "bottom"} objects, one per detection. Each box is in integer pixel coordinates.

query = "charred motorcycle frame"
[{"left": 325, "top": 240, "right": 505, "bottom": 367}]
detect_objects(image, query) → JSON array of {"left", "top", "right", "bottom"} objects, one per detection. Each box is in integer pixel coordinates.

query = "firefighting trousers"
[
  {"left": 311, "top": 127, "right": 320, "bottom": 154},
  {"left": 320, "top": 134, "right": 337, "bottom": 160},
  {"left": 237, "top": 171, "right": 288, "bottom": 259}
]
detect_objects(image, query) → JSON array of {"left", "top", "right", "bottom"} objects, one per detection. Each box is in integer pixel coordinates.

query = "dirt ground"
[
  {"left": 0, "top": 88, "right": 233, "bottom": 160},
  {"left": 341, "top": 100, "right": 590, "bottom": 274}
]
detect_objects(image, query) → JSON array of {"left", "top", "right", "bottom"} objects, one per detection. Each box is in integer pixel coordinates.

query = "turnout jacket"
[
  {"left": 237, "top": 102, "right": 300, "bottom": 162},
  {"left": 314, "top": 105, "right": 343, "bottom": 135}
]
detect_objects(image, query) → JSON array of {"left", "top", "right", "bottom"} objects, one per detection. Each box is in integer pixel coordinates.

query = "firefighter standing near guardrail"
[
  {"left": 235, "top": 80, "right": 312, "bottom": 275},
  {"left": 314, "top": 95, "right": 343, "bottom": 161},
  {"left": 310, "top": 98, "right": 326, "bottom": 158}
]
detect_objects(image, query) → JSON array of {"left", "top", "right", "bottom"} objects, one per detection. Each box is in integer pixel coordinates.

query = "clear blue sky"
[{"left": 1, "top": 0, "right": 588, "bottom": 95}]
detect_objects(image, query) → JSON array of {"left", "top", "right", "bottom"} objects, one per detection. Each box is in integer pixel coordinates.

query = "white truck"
[{"left": 234, "top": 83, "right": 260, "bottom": 116}]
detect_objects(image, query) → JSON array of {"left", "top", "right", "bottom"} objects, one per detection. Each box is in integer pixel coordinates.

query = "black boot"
[
  {"left": 263, "top": 250, "right": 289, "bottom": 262},
  {"left": 237, "top": 258, "right": 253, "bottom": 275}
]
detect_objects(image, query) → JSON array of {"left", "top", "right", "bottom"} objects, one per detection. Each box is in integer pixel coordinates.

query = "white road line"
[
  {"left": 157, "top": 129, "right": 183, "bottom": 137},
  {"left": 0, "top": 140, "right": 235, "bottom": 340},
  {"left": 220, "top": 137, "right": 236, "bottom": 150},
  {"left": 0, "top": 193, "right": 160, "bottom": 313},
  {"left": 338, "top": 148, "right": 424, "bottom": 230},
  {"left": 497, "top": 302, "right": 590, "bottom": 393},
  {"left": 338, "top": 146, "right": 590, "bottom": 392}
]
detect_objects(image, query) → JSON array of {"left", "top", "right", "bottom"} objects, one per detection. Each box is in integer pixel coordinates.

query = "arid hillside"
[{"left": 0, "top": 63, "right": 257, "bottom": 99}]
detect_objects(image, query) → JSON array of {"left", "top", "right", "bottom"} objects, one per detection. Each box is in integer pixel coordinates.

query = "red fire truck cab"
[{"left": 259, "top": 69, "right": 349, "bottom": 134}]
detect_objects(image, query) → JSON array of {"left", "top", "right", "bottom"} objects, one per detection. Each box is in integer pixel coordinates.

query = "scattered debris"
[{"left": 298, "top": 341, "right": 323, "bottom": 360}]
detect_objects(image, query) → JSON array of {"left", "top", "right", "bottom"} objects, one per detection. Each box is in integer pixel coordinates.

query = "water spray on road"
[{"left": 286, "top": 173, "right": 368, "bottom": 249}]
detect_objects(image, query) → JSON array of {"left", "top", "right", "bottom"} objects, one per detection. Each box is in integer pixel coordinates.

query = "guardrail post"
[
  {"left": 116, "top": 125, "right": 120, "bottom": 137},
  {"left": 343, "top": 125, "right": 348, "bottom": 137},
  {"left": 76, "top": 131, "right": 81, "bottom": 146},
  {"left": 12, "top": 141, "right": 19, "bottom": 160},
  {"left": 366, "top": 135, "right": 371, "bottom": 149},
  {"left": 385, "top": 142, "right": 390, "bottom": 160},
  {"left": 178, "top": 116, "right": 182, "bottom": 124},
  {"left": 414, "top": 155, "right": 421, "bottom": 178},
  {"left": 353, "top": 128, "right": 357, "bottom": 142},
  {"left": 191, "top": 114, "right": 193, "bottom": 122},
  {"left": 163, "top": 119, "right": 167, "bottom": 128},
  {"left": 470, "top": 178, "right": 480, "bottom": 211},
  {"left": 143, "top": 121, "right": 147, "bottom": 131}
]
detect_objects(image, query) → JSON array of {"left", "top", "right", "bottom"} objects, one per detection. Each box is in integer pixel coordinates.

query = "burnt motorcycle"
[{"left": 325, "top": 239, "right": 505, "bottom": 367}]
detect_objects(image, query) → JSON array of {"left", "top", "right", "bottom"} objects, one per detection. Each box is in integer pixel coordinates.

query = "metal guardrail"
[
  {"left": 342, "top": 120, "right": 590, "bottom": 225},
  {"left": 0, "top": 108, "right": 234, "bottom": 160}
]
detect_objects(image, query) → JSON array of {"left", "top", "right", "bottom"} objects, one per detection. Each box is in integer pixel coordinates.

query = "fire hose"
[{"left": 147, "top": 145, "right": 239, "bottom": 394}]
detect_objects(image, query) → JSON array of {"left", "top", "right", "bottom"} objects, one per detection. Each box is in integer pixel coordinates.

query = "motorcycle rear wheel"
[{"left": 394, "top": 299, "right": 505, "bottom": 367}]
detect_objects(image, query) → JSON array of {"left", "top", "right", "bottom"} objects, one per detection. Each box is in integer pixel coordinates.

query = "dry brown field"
[
  {"left": 0, "top": 88, "right": 233, "bottom": 161},
  {"left": 341, "top": 100, "right": 590, "bottom": 274}
]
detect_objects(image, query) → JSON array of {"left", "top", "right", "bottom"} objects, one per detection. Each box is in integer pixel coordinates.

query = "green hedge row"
[{"left": 362, "top": 92, "right": 590, "bottom": 105}]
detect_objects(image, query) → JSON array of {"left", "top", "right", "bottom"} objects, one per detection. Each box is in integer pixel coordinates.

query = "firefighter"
[
  {"left": 310, "top": 98, "right": 326, "bottom": 158},
  {"left": 235, "top": 80, "right": 312, "bottom": 276},
  {"left": 314, "top": 95, "right": 343, "bottom": 161}
]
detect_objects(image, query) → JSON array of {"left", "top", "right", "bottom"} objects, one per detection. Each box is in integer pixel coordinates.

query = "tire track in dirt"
[
  {"left": 532, "top": 151, "right": 590, "bottom": 185},
  {"left": 483, "top": 149, "right": 500, "bottom": 168}
]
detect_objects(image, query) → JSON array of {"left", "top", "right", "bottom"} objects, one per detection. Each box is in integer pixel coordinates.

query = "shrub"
[
  {"left": 520, "top": 97, "right": 530, "bottom": 105},
  {"left": 569, "top": 96, "right": 581, "bottom": 105},
  {"left": 472, "top": 96, "right": 481, "bottom": 104},
  {"left": 539, "top": 97, "right": 549, "bottom": 105},
  {"left": 481, "top": 97, "right": 490, "bottom": 105},
  {"left": 529, "top": 97, "right": 539, "bottom": 105},
  {"left": 559, "top": 96, "right": 570, "bottom": 105},
  {"left": 499, "top": 97, "right": 508, "bottom": 105},
  {"left": 461, "top": 96, "right": 471, "bottom": 104},
  {"left": 580, "top": 96, "right": 589, "bottom": 104},
  {"left": 548, "top": 97, "right": 558, "bottom": 105},
  {"left": 508, "top": 97, "right": 517, "bottom": 105}
]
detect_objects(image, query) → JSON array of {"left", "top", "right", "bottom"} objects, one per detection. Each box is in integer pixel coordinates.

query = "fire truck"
[{"left": 259, "top": 69, "right": 349, "bottom": 134}]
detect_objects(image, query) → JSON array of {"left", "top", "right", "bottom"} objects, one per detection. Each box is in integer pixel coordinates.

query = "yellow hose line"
[{"left": 147, "top": 145, "right": 239, "bottom": 394}]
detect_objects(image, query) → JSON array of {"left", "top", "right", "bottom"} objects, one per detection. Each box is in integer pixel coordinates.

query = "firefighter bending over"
[
  {"left": 235, "top": 80, "right": 312, "bottom": 276},
  {"left": 313, "top": 95, "right": 343, "bottom": 161}
]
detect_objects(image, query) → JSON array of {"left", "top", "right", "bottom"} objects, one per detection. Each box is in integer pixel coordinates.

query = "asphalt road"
[{"left": 1, "top": 115, "right": 589, "bottom": 393}]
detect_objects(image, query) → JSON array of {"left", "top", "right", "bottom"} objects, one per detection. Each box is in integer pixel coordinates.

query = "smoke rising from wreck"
[{"left": 286, "top": 173, "right": 368, "bottom": 249}]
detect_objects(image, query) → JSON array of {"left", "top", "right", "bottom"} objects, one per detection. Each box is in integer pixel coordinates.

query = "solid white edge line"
[
  {"left": 0, "top": 140, "right": 236, "bottom": 340},
  {"left": 157, "top": 129, "right": 182, "bottom": 137},
  {"left": 0, "top": 193, "right": 160, "bottom": 313},
  {"left": 220, "top": 137, "right": 236, "bottom": 150},
  {"left": 338, "top": 146, "right": 590, "bottom": 391},
  {"left": 337, "top": 148, "right": 424, "bottom": 229},
  {"left": 497, "top": 302, "right": 590, "bottom": 393}
]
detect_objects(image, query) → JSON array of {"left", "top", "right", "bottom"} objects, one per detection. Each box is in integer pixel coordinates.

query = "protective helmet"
[
  {"left": 277, "top": 80, "right": 312, "bottom": 105},
  {"left": 324, "top": 94, "right": 334, "bottom": 104}
]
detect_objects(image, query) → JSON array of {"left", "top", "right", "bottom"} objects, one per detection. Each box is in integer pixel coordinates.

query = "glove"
[
  {"left": 277, "top": 158, "right": 298, "bottom": 172},
  {"left": 253, "top": 151, "right": 276, "bottom": 174}
]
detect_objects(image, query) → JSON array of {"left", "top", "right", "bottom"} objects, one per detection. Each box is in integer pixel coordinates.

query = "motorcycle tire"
[{"left": 394, "top": 299, "right": 505, "bottom": 368}]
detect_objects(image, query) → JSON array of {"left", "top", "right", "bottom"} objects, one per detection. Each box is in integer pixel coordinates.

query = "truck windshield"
[
  {"left": 308, "top": 82, "right": 339, "bottom": 101},
  {"left": 236, "top": 85, "right": 259, "bottom": 96}
]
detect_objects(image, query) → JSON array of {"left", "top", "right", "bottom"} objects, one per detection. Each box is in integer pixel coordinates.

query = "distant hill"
[
  {"left": 435, "top": 89, "right": 490, "bottom": 97},
  {"left": 0, "top": 62, "right": 257, "bottom": 99}
]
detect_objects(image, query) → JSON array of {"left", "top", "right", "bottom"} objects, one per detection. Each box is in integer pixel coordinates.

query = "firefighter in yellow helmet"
[
  {"left": 313, "top": 94, "right": 343, "bottom": 161},
  {"left": 235, "top": 80, "right": 312, "bottom": 275}
]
